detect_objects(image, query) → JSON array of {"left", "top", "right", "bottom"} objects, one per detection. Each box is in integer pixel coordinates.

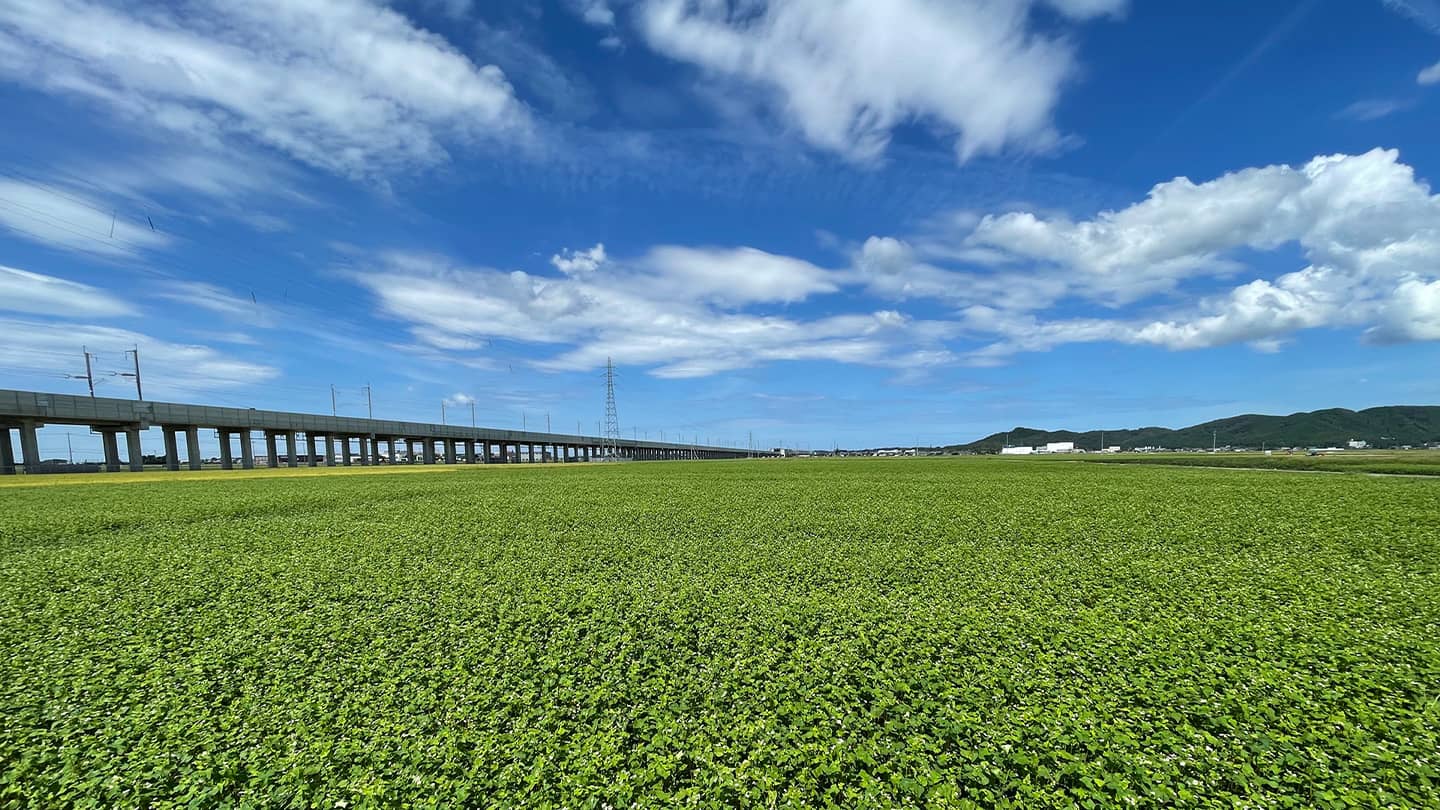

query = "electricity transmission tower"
[{"left": 602, "top": 357, "right": 621, "bottom": 459}]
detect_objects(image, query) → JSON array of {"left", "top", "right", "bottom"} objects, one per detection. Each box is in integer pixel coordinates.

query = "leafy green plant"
[{"left": 2, "top": 459, "right": 1437, "bottom": 807}]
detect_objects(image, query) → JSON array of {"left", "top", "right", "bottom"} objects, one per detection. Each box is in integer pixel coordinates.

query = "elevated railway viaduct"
[{"left": 0, "top": 389, "right": 768, "bottom": 475}]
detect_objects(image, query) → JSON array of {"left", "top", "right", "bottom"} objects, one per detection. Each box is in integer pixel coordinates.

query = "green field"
[
  {"left": 1076, "top": 450, "right": 1440, "bottom": 477},
  {"left": 2, "top": 459, "right": 1438, "bottom": 807}
]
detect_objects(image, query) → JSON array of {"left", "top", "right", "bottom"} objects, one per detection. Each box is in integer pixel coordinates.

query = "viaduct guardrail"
[{"left": 0, "top": 389, "right": 770, "bottom": 474}]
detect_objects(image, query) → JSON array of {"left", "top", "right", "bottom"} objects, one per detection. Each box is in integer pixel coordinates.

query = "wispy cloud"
[
  {"left": 0, "top": 179, "right": 170, "bottom": 257},
  {"left": 0, "top": 0, "right": 533, "bottom": 181},
  {"left": 1335, "top": 98, "right": 1412, "bottom": 120},
  {"left": 1383, "top": 0, "right": 1440, "bottom": 34},
  {"left": 0, "top": 316, "right": 278, "bottom": 396},
  {"left": 0, "top": 264, "right": 136, "bottom": 317}
]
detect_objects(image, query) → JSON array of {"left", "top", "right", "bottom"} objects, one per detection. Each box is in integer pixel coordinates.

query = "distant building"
[
  {"left": 1104, "top": 446, "right": 1121, "bottom": 453},
  {"left": 1000, "top": 446, "right": 1034, "bottom": 455},
  {"left": 1347, "top": 439, "right": 1368, "bottom": 450},
  {"left": 1042, "top": 441, "right": 1076, "bottom": 453}
]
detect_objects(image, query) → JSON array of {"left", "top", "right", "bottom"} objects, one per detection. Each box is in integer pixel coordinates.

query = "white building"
[
  {"left": 1000, "top": 446, "right": 1034, "bottom": 455},
  {"left": 1043, "top": 441, "right": 1076, "bottom": 453},
  {"left": 1347, "top": 439, "right": 1368, "bottom": 450}
]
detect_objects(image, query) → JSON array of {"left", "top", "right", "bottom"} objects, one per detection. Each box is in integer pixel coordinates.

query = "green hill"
[{"left": 956, "top": 406, "right": 1440, "bottom": 452}]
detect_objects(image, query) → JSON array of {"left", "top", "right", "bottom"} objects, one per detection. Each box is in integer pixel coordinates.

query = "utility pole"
[
  {"left": 66, "top": 433, "right": 73, "bottom": 464},
  {"left": 522, "top": 412, "right": 527, "bottom": 431},
  {"left": 471, "top": 402, "right": 476, "bottom": 427},
  {"left": 330, "top": 384, "right": 337, "bottom": 416},
  {"left": 123, "top": 346, "right": 143, "bottom": 400},
  {"left": 546, "top": 412, "right": 551, "bottom": 433},
  {"left": 1213, "top": 430, "right": 1217, "bottom": 452},
  {"left": 363, "top": 384, "right": 372, "bottom": 419},
  {"left": 441, "top": 401, "right": 447, "bottom": 425}
]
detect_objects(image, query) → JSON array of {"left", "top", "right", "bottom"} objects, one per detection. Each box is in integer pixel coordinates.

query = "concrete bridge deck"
[{"left": 0, "top": 389, "right": 767, "bottom": 474}]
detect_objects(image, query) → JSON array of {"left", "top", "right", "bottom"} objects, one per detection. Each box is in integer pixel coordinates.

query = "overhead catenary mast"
[{"left": 67, "top": 346, "right": 97, "bottom": 398}]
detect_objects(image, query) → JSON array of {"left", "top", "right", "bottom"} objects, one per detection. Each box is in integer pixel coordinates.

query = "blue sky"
[{"left": 2, "top": 0, "right": 1440, "bottom": 456}]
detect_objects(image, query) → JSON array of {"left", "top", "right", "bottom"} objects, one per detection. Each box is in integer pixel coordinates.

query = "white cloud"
[
  {"left": 0, "top": 264, "right": 136, "bottom": 317},
  {"left": 1127, "top": 267, "right": 1356, "bottom": 350},
  {"left": 569, "top": 0, "right": 616, "bottom": 27},
  {"left": 0, "top": 316, "right": 277, "bottom": 395},
  {"left": 350, "top": 248, "right": 944, "bottom": 378},
  {"left": 345, "top": 151, "right": 1440, "bottom": 375},
  {"left": 443, "top": 391, "right": 476, "bottom": 406},
  {"left": 1368, "top": 279, "right": 1440, "bottom": 342},
  {"left": 1420, "top": 60, "right": 1440, "bottom": 85},
  {"left": 964, "top": 148, "right": 1440, "bottom": 308},
  {"left": 640, "top": 246, "right": 838, "bottom": 305},
  {"left": 0, "top": 179, "right": 170, "bottom": 257},
  {"left": 551, "top": 243, "right": 608, "bottom": 276},
  {"left": 842, "top": 149, "right": 1440, "bottom": 362},
  {"left": 851, "top": 236, "right": 1067, "bottom": 312},
  {"left": 0, "top": 0, "right": 531, "bottom": 180},
  {"left": 634, "top": 0, "right": 1119, "bottom": 162}
]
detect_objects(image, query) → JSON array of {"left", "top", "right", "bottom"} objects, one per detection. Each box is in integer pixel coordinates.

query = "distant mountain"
[{"left": 954, "top": 406, "right": 1440, "bottom": 452}]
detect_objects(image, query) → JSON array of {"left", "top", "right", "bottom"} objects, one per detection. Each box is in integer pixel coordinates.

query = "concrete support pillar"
[
  {"left": 338, "top": 437, "right": 351, "bottom": 466},
  {"left": 100, "top": 430, "right": 121, "bottom": 472},
  {"left": 265, "top": 432, "right": 280, "bottom": 468},
  {"left": 356, "top": 436, "right": 368, "bottom": 466},
  {"left": 219, "top": 430, "right": 233, "bottom": 470},
  {"left": 163, "top": 428, "right": 180, "bottom": 471},
  {"left": 324, "top": 435, "right": 336, "bottom": 467},
  {"left": 464, "top": 440, "right": 476, "bottom": 464},
  {"left": 1, "top": 427, "right": 14, "bottom": 475},
  {"left": 239, "top": 430, "right": 254, "bottom": 469},
  {"left": 306, "top": 434, "right": 318, "bottom": 467},
  {"left": 387, "top": 438, "right": 398, "bottom": 464},
  {"left": 186, "top": 427, "right": 201, "bottom": 470},
  {"left": 18, "top": 421, "right": 40, "bottom": 474},
  {"left": 422, "top": 439, "right": 436, "bottom": 464},
  {"left": 125, "top": 427, "right": 144, "bottom": 472},
  {"left": 444, "top": 439, "right": 457, "bottom": 464},
  {"left": 282, "top": 431, "right": 296, "bottom": 467}
]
